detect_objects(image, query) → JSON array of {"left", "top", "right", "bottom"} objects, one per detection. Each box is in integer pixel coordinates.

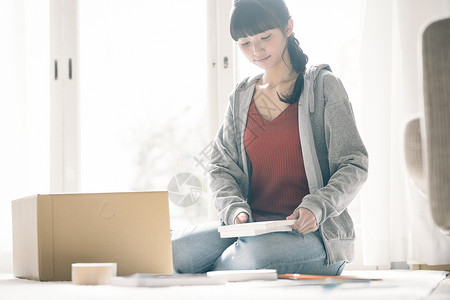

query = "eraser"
[{"left": 72, "top": 263, "right": 117, "bottom": 285}]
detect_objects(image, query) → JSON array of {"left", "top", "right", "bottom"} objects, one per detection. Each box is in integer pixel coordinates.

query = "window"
[{"left": 79, "top": 0, "right": 209, "bottom": 227}]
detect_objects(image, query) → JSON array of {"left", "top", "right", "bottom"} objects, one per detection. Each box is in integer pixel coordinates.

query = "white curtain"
[
  {"left": 0, "top": 0, "right": 50, "bottom": 272},
  {"left": 359, "top": 0, "right": 450, "bottom": 267}
]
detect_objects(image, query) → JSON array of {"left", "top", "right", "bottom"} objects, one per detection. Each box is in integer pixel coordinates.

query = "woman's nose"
[{"left": 252, "top": 41, "right": 264, "bottom": 55}]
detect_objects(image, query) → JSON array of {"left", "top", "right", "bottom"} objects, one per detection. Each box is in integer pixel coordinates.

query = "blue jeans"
[{"left": 171, "top": 221, "right": 346, "bottom": 275}]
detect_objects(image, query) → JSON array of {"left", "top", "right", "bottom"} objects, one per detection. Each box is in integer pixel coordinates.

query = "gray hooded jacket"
[{"left": 208, "top": 64, "right": 368, "bottom": 265}]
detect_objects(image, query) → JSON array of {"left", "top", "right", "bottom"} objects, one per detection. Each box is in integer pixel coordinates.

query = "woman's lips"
[{"left": 254, "top": 55, "right": 270, "bottom": 62}]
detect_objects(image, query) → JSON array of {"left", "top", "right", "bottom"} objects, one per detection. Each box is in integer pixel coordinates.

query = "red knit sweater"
[{"left": 244, "top": 97, "right": 309, "bottom": 221}]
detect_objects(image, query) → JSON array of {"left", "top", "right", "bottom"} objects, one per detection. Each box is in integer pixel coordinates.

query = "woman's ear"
[{"left": 285, "top": 18, "right": 294, "bottom": 37}]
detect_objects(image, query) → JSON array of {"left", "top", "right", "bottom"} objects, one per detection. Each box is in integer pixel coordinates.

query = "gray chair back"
[{"left": 422, "top": 17, "right": 450, "bottom": 234}]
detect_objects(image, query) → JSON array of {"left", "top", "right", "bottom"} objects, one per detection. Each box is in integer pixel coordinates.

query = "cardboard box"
[{"left": 12, "top": 191, "right": 173, "bottom": 281}]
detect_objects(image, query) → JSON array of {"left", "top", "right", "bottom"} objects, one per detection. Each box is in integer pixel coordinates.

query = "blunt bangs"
[{"left": 230, "top": 1, "right": 283, "bottom": 41}]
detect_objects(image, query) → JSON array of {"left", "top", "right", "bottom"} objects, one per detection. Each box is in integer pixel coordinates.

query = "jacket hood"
[{"left": 301, "top": 64, "right": 332, "bottom": 113}]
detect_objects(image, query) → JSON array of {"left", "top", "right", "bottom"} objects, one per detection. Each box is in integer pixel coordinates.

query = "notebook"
[{"left": 218, "top": 220, "right": 296, "bottom": 238}]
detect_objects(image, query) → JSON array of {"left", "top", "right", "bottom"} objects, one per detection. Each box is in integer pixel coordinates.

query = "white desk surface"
[{"left": 0, "top": 270, "right": 448, "bottom": 300}]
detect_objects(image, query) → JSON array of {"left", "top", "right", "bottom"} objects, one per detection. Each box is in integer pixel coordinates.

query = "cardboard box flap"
[{"left": 12, "top": 195, "right": 40, "bottom": 280}]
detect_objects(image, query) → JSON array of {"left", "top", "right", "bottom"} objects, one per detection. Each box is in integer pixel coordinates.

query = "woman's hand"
[
  {"left": 234, "top": 212, "right": 249, "bottom": 224},
  {"left": 286, "top": 208, "right": 318, "bottom": 234}
]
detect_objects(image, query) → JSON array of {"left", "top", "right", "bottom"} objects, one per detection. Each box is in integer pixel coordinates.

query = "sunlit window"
[{"left": 79, "top": 0, "right": 208, "bottom": 227}]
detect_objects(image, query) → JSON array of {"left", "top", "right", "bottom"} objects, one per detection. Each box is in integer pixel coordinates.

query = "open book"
[{"left": 218, "top": 220, "right": 296, "bottom": 238}]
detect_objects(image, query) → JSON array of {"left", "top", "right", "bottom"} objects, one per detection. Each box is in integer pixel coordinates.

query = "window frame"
[{"left": 50, "top": 0, "right": 80, "bottom": 193}]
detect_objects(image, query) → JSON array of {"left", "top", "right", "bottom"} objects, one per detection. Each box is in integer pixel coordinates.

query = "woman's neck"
[
  {"left": 261, "top": 52, "right": 297, "bottom": 88},
  {"left": 262, "top": 69, "right": 297, "bottom": 88}
]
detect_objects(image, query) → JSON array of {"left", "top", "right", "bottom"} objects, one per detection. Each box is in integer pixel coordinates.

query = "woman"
[{"left": 172, "top": 0, "right": 368, "bottom": 275}]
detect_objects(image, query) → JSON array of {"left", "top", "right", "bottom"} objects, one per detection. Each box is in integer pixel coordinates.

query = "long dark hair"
[{"left": 230, "top": 0, "right": 308, "bottom": 104}]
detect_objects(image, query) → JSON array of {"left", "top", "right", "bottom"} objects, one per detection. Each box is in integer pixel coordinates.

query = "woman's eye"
[
  {"left": 240, "top": 42, "right": 250, "bottom": 47},
  {"left": 261, "top": 34, "right": 271, "bottom": 40}
]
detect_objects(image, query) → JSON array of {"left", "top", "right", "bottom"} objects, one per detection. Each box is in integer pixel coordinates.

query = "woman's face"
[{"left": 237, "top": 27, "right": 290, "bottom": 70}]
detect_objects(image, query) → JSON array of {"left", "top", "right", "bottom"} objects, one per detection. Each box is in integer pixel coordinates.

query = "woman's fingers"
[
  {"left": 289, "top": 208, "right": 318, "bottom": 234},
  {"left": 296, "top": 223, "right": 318, "bottom": 234},
  {"left": 234, "top": 212, "right": 249, "bottom": 224}
]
